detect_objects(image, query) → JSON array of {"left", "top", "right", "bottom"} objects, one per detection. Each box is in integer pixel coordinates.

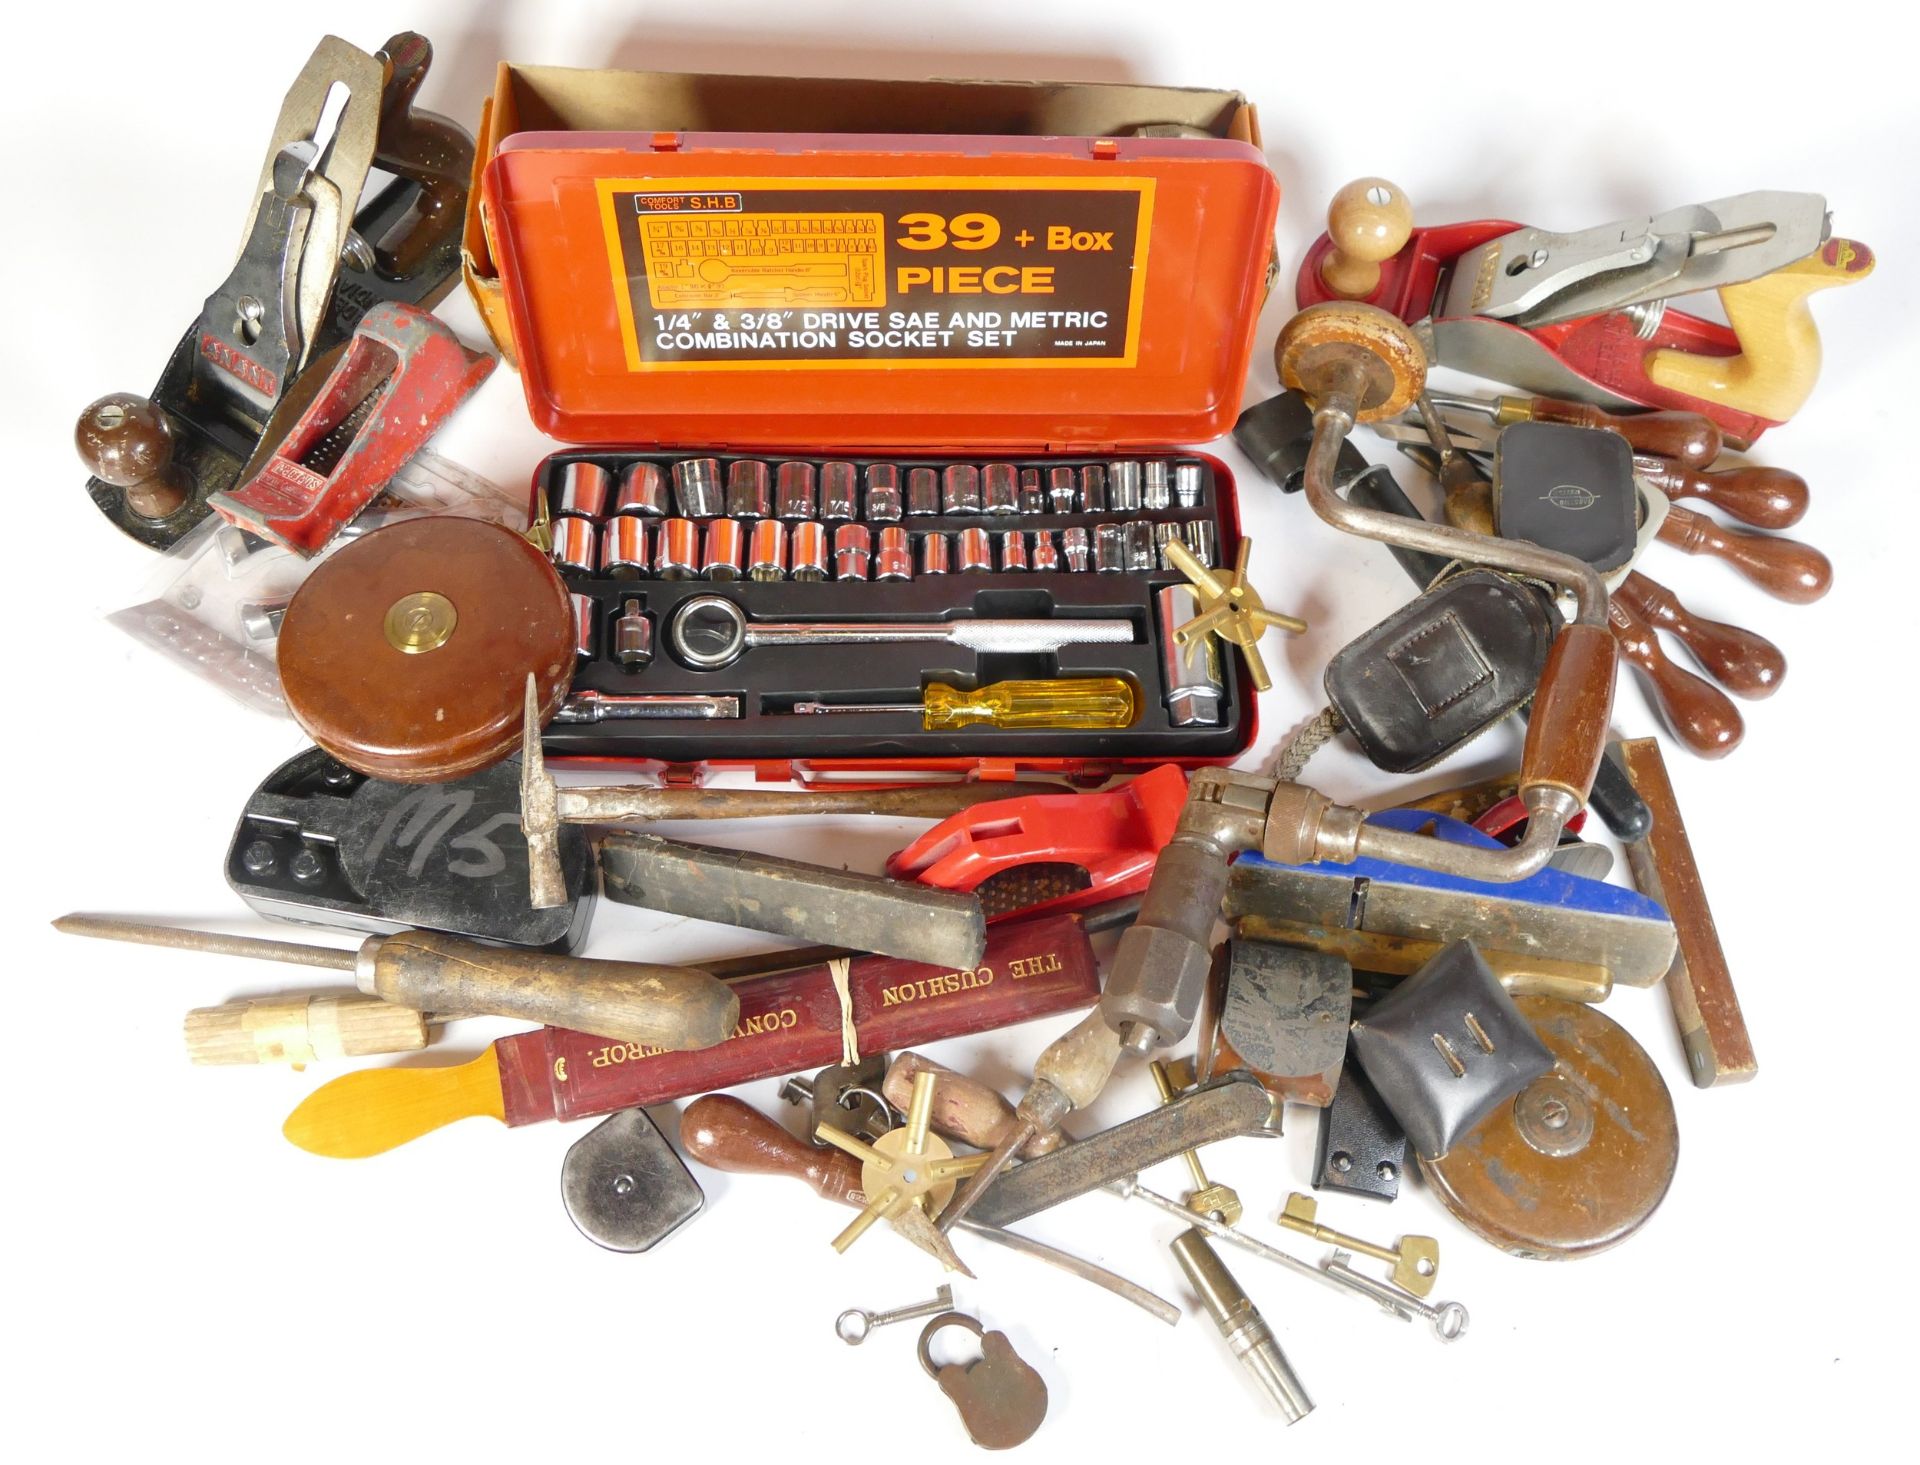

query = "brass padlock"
[{"left": 918, "top": 1312, "right": 1048, "bottom": 1449}]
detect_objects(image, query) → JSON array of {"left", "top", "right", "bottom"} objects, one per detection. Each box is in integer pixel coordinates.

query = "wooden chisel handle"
[
  {"left": 1511, "top": 399, "right": 1721, "bottom": 467},
  {"left": 1618, "top": 572, "right": 1786, "bottom": 699},
  {"left": 1655, "top": 503, "right": 1832, "bottom": 603},
  {"left": 1633, "top": 456, "right": 1809, "bottom": 529},
  {"left": 1607, "top": 597, "right": 1744, "bottom": 759},
  {"left": 681, "top": 1094, "right": 866, "bottom": 1205},
  {"left": 364, "top": 931, "right": 738, "bottom": 1050},
  {"left": 883, "top": 1053, "right": 1061, "bottom": 1156}
]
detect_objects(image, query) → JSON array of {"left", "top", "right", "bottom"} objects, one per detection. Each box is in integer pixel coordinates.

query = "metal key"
[
  {"left": 1321, "top": 1250, "right": 1469, "bottom": 1342},
  {"left": 1280, "top": 1193, "right": 1440, "bottom": 1297},
  {"left": 837, "top": 1284, "right": 954, "bottom": 1345}
]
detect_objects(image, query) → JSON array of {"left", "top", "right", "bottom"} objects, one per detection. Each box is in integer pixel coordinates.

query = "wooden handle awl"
[
  {"left": 681, "top": 1094, "right": 865, "bottom": 1206},
  {"left": 1608, "top": 597, "right": 1744, "bottom": 759},
  {"left": 1656, "top": 504, "right": 1832, "bottom": 603},
  {"left": 1619, "top": 572, "right": 1786, "bottom": 698},
  {"left": 367, "top": 931, "right": 738, "bottom": 1050},
  {"left": 186, "top": 993, "right": 429, "bottom": 1066}
]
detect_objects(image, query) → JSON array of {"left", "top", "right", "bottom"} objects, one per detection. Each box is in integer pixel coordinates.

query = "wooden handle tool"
[
  {"left": 1518, "top": 623, "right": 1619, "bottom": 804},
  {"left": 1655, "top": 502, "right": 1832, "bottom": 603},
  {"left": 185, "top": 993, "right": 432, "bottom": 1067},
  {"left": 1428, "top": 391, "right": 1722, "bottom": 467},
  {"left": 1606, "top": 597, "right": 1744, "bottom": 759},
  {"left": 883, "top": 1053, "right": 1058, "bottom": 1156},
  {"left": 1632, "top": 456, "right": 1809, "bottom": 529},
  {"left": 53, "top": 915, "right": 738, "bottom": 1051},
  {"left": 1617, "top": 572, "right": 1786, "bottom": 698}
]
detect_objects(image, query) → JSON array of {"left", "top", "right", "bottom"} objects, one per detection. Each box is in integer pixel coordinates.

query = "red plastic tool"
[
  {"left": 887, "top": 764, "right": 1188, "bottom": 918},
  {"left": 209, "top": 302, "right": 492, "bottom": 553}
]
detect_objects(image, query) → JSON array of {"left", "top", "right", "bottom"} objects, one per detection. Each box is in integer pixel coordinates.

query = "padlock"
[{"left": 918, "top": 1313, "right": 1049, "bottom": 1450}]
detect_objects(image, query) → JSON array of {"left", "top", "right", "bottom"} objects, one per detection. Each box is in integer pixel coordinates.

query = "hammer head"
[{"left": 520, "top": 674, "right": 568, "bottom": 909}]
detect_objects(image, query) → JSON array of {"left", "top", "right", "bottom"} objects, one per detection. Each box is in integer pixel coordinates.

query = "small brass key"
[
  {"left": 919, "top": 1312, "right": 1048, "bottom": 1449},
  {"left": 1280, "top": 1192, "right": 1440, "bottom": 1297}
]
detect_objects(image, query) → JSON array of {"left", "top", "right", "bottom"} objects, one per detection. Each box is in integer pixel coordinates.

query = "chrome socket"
[
  {"left": 982, "top": 462, "right": 1019, "bottom": 514},
  {"left": 1108, "top": 460, "right": 1144, "bottom": 512},
  {"left": 943, "top": 463, "right": 981, "bottom": 515},
  {"left": 1030, "top": 529, "right": 1061, "bottom": 573},
  {"left": 1062, "top": 525, "right": 1092, "bottom": 572},
  {"left": 776, "top": 461, "right": 818, "bottom": 520},
  {"left": 1094, "top": 523, "right": 1127, "bottom": 573},
  {"left": 1173, "top": 462, "right": 1204, "bottom": 508},
  {"left": 614, "top": 461, "right": 669, "bottom": 518},
  {"left": 1047, "top": 467, "right": 1078, "bottom": 513},
  {"left": 653, "top": 518, "right": 701, "bottom": 579},
  {"left": 703, "top": 519, "right": 745, "bottom": 579},
  {"left": 551, "top": 516, "right": 598, "bottom": 575},
  {"left": 671, "top": 457, "right": 723, "bottom": 518},
  {"left": 1183, "top": 519, "right": 1219, "bottom": 567},
  {"left": 997, "top": 529, "right": 1030, "bottom": 571},
  {"left": 957, "top": 525, "right": 994, "bottom": 573},
  {"left": 571, "top": 593, "right": 598, "bottom": 661},
  {"left": 920, "top": 531, "right": 953, "bottom": 575},
  {"left": 790, "top": 520, "right": 829, "bottom": 580},
  {"left": 1080, "top": 463, "right": 1108, "bottom": 513},
  {"left": 556, "top": 461, "right": 611, "bottom": 520},
  {"left": 725, "top": 460, "right": 772, "bottom": 519},
  {"left": 601, "top": 515, "right": 649, "bottom": 579},
  {"left": 748, "top": 519, "right": 789, "bottom": 582},
  {"left": 864, "top": 464, "right": 903, "bottom": 522},
  {"left": 832, "top": 523, "right": 872, "bottom": 580},
  {"left": 613, "top": 598, "right": 654, "bottom": 671},
  {"left": 821, "top": 461, "right": 860, "bottom": 521},
  {"left": 874, "top": 525, "right": 913, "bottom": 581},
  {"left": 906, "top": 466, "right": 941, "bottom": 516},
  {"left": 1143, "top": 460, "right": 1172, "bottom": 510}
]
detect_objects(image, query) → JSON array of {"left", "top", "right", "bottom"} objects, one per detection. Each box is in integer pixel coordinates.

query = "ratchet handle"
[
  {"left": 1618, "top": 572, "right": 1786, "bottom": 699},
  {"left": 1607, "top": 598, "right": 1744, "bottom": 759},
  {"left": 366, "top": 931, "right": 738, "bottom": 1050},
  {"left": 1656, "top": 504, "right": 1832, "bottom": 603},
  {"left": 1634, "top": 457, "right": 1809, "bottom": 530},
  {"left": 1519, "top": 624, "right": 1617, "bottom": 805}
]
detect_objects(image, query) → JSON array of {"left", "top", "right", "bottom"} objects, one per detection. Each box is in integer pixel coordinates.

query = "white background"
[{"left": 5, "top": 1, "right": 1915, "bottom": 1457}]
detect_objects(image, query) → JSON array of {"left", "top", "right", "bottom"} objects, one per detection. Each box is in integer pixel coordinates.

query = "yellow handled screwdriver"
[{"left": 792, "top": 677, "right": 1138, "bottom": 729}]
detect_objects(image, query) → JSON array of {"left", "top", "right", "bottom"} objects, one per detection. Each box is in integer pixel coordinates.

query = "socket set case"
[
  {"left": 533, "top": 447, "right": 1254, "bottom": 775},
  {"left": 477, "top": 64, "right": 1278, "bottom": 775}
]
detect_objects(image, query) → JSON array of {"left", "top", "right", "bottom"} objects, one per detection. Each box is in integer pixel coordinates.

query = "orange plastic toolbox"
[{"left": 466, "top": 66, "right": 1279, "bottom": 780}]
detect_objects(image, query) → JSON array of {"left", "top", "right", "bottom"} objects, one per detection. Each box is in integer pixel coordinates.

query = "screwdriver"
[
  {"left": 1424, "top": 390, "right": 1722, "bottom": 467},
  {"left": 791, "top": 677, "right": 1139, "bottom": 729},
  {"left": 53, "top": 914, "right": 739, "bottom": 1051}
]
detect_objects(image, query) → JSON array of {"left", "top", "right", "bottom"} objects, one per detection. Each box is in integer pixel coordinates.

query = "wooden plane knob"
[
  {"left": 883, "top": 1053, "right": 1060, "bottom": 1157},
  {"left": 75, "top": 392, "right": 188, "bottom": 519},
  {"left": 1634, "top": 457, "right": 1809, "bottom": 530},
  {"left": 1655, "top": 504, "right": 1832, "bottom": 604},
  {"left": 1321, "top": 178, "right": 1413, "bottom": 299},
  {"left": 1618, "top": 572, "right": 1786, "bottom": 699},
  {"left": 680, "top": 1094, "right": 864, "bottom": 1207},
  {"left": 1608, "top": 597, "right": 1744, "bottom": 758}
]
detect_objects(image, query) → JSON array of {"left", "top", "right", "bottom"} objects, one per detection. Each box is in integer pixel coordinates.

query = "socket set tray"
[{"left": 532, "top": 448, "right": 1253, "bottom": 770}]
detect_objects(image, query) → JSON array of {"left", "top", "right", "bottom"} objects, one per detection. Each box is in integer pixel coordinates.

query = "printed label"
[{"left": 597, "top": 177, "right": 1154, "bottom": 370}]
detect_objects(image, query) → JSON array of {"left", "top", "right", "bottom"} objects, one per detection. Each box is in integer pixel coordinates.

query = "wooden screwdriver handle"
[
  {"left": 1607, "top": 597, "right": 1743, "bottom": 758},
  {"left": 367, "top": 932, "right": 739, "bottom": 1050},
  {"left": 1655, "top": 504, "right": 1833, "bottom": 603},
  {"left": 1618, "top": 572, "right": 1786, "bottom": 699},
  {"left": 883, "top": 1053, "right": 1060, "bottom": 1157},
  {"left": 1529, "top": 402, "right": 1721, "bottom": 467},
  {"left": 680, "top": 1094, "right": 865, "bottom": 1206},
  {"left": 1634, "top": 456, "right": 1809, "bottom": 529}
]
